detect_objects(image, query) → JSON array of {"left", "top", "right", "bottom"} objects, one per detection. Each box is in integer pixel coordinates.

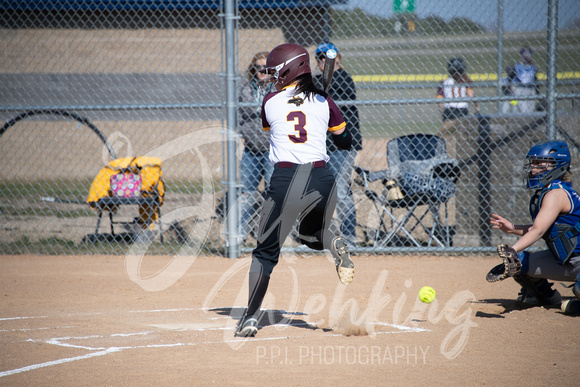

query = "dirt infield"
[{"left": 1, "top": 253, "right": 578, "bottom": 386}]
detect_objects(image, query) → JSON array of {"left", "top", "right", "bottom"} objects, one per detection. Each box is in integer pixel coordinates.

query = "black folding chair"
[{"left": 354, "top": 134, "right": 460, "bottom": 247}]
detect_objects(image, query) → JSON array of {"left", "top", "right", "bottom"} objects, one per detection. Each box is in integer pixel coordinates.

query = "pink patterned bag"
[{"left": 110, "top": 172, "right": 142, "bottom": 198}]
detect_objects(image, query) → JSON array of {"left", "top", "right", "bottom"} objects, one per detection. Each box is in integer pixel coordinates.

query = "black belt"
[{"left": 277, "top": 161, "right": 325, "bottom": 169}]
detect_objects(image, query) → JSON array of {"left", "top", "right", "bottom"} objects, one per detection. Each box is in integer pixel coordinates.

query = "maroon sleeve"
[
  {"left": 326, "top": 96, "right": 346, "bottom": 132},
  {"left": 261, "top": 92, "right": 276, "bottom": 130},
  {"left": 437, "top": 81, "right": 444, "bottom": 97}
]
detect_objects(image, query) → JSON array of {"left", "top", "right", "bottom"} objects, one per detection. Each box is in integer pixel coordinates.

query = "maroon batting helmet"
[{"left": 262, "top": 43, "right": 311, "bottom": 88}]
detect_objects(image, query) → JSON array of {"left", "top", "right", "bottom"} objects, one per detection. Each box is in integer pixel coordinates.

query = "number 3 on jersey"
[{"left": 287, "top": 111, "right": 307, "bottom": 144}]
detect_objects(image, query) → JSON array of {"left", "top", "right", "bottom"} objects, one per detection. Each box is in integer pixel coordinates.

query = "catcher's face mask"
[{"left": 524, "top": 160, "right": 557, "bottom": 189}]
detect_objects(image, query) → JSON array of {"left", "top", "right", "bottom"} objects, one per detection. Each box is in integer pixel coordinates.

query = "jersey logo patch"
[{"left": 287, "top": 96, "right": 304, "bottom": 107}]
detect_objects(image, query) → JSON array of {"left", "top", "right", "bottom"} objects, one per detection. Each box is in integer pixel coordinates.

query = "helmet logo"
[
  {"left": 282, "top": 53, "right": 307, "bottom": 68},
  {"left": 270, "top": 52, "right": 307, "bottom": 83}
]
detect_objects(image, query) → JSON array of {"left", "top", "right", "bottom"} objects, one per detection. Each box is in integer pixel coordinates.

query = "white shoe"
[
  {"left": 330, "top": 237, "right": 354, "bottom": 285},
  {"left": 234, "top": 317, "right": 258, "bottom": 337}
]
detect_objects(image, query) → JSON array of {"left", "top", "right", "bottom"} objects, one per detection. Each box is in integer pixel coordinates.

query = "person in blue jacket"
[
  {"left": 512, "top": 47, "right": 539, "bottom": 113},
  {"left": 314, "top": 42, "right": 363, "bottom": 249}
]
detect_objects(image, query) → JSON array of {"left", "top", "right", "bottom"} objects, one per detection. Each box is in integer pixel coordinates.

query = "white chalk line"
[
  {"left": 0, "top": 308, "right": 430, "bottom": 378},
  {"left": 371, "top": 322, "right": 429, "bottom": 333},
  {"left": 0, "top": 326, "right": 77, "bottom": 333},
  {"left": 0, "top": 307, "right": 234, "bottom": 323},
  {"left": 0, "top": 316, "right": 48, "bottom": 321},
  {"left": 0, "top": 348, "right": 123, "bottom": 378},
  {"left": 0, "top": 306, "right": 305, "bottom": 322},
  {"left": 112, "top": 331, "right": 153, "bottom": 337},
  {"left": 0, "top": 332, "right": 293, "bottom": 378}
]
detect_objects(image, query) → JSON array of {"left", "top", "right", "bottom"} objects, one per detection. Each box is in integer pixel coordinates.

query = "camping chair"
[
  {"left": 86, "top": 157, "right": 165, "bottom": 243},
  {"left": 354, "top": 134, "right": 460, "bottom": 247}
]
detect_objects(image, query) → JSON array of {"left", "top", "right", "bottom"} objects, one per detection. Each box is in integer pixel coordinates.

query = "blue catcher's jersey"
[
  {"left": 514, "top": 63, "right": 537, "bottom": 86},
  {"left": 530, "top": 180, "right": 580, "bottom": 260}
]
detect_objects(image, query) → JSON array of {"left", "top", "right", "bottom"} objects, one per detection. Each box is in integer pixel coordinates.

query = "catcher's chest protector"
[{"left": 530, "top": 181, "right": 580, "bottom": 264}]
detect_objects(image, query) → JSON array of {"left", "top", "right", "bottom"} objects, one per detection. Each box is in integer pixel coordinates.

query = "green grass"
[
  {"left": 0, "top": 236, "right": 78, "bottom": 255},
  {"left": 0, "top": 178, "right": 221, "bottom": 198},
  {"left": 340, "top": 31, "right": 580, "bottom": 76},
  {"left": 0, "top": 177, "right": 226, "bottom": 256},
  {"left": 165, "top": 178, "right": 221, "bottom": 194},
  {"left": 0, "top": 178, "right": 93, "bottom": 199},
  {"left": 0, "top": 236, "right": 226, "bottom": 256},
  {"left": 3, "top": 206, "right": 93, "bottom": 218},
  {"left": 331, "top": 9, "right": 487, "bottom": 39},
  {"left": 361, "top": 121, "right": 442, "bottom": 139}
]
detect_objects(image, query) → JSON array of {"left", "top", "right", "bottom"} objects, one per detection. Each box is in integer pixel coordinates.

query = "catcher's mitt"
[{"left": 486, "top": 244, "right": 522, "bottom": 283}]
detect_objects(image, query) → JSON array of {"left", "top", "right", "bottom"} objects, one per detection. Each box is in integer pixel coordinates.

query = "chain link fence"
[{"left": 1, "top": 0, "right": 579, "bottom": 256}]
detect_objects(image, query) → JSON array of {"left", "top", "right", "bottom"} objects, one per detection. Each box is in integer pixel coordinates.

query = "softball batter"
[{"left": 235, "top": 43, "right": 354, "bottom": 337}]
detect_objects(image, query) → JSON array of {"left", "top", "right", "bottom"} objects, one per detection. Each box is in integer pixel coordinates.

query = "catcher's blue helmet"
[{"left": 524, "top": 140, "right": 571, "bottom": 189}]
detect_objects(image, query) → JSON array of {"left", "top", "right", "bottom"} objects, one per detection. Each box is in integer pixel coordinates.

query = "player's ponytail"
[{"left": 293, "top": 73, "right": 326, "bottom": 100}]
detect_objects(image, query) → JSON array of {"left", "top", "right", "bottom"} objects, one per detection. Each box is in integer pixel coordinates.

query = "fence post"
[
  {"left": 496, "top": 0, "right": 504, "bottom": 114},
  {"left": 225, "top": 0, "right": 240, "bottom": 258},
  {"left": 477, "top": 115, "right": 492, "bottom": 246},
  {"left": 546, "top": 0, "right": 558, "bottom": 139}
]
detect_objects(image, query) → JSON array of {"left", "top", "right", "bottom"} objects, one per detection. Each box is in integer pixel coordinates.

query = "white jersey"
[
  {"left": 437, "top": 77, "right": 471, "bottom": 108},
  {"left": 261, "top": 86, "right": 345, "bottom": 165}
]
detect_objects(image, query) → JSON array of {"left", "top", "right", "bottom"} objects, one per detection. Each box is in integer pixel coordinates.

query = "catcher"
[{"left": 487, "top": 140, "right": 580, "bottom": 314}]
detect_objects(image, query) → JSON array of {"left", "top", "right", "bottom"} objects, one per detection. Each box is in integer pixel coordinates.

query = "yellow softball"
[{"left": 418, "top": 286, "right": 436, "bottom": 304}]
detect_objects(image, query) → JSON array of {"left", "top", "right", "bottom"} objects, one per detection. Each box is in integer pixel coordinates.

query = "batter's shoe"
[
  {"left": 234, "top": 317, "right": 258, "bottom": 338},
  {"left": 331, "top": 237, "right": 354, "bottom": 285}
]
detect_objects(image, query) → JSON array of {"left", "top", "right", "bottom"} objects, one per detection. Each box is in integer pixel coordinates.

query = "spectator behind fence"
[
  {"left": 501, "top": 65, "right": 518, "bottom": 114},
  {"left": 238, "top": 51, "right": 274, "bottom": 243},
  {"left": 436, "top": 57, "right": 480, "bottom": 134},
  {"left": 313, "top": 42, "right": 363, "bottom": 248},
  {"left": 512, "top": 46, "right": 539, "bottom": 113}
]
